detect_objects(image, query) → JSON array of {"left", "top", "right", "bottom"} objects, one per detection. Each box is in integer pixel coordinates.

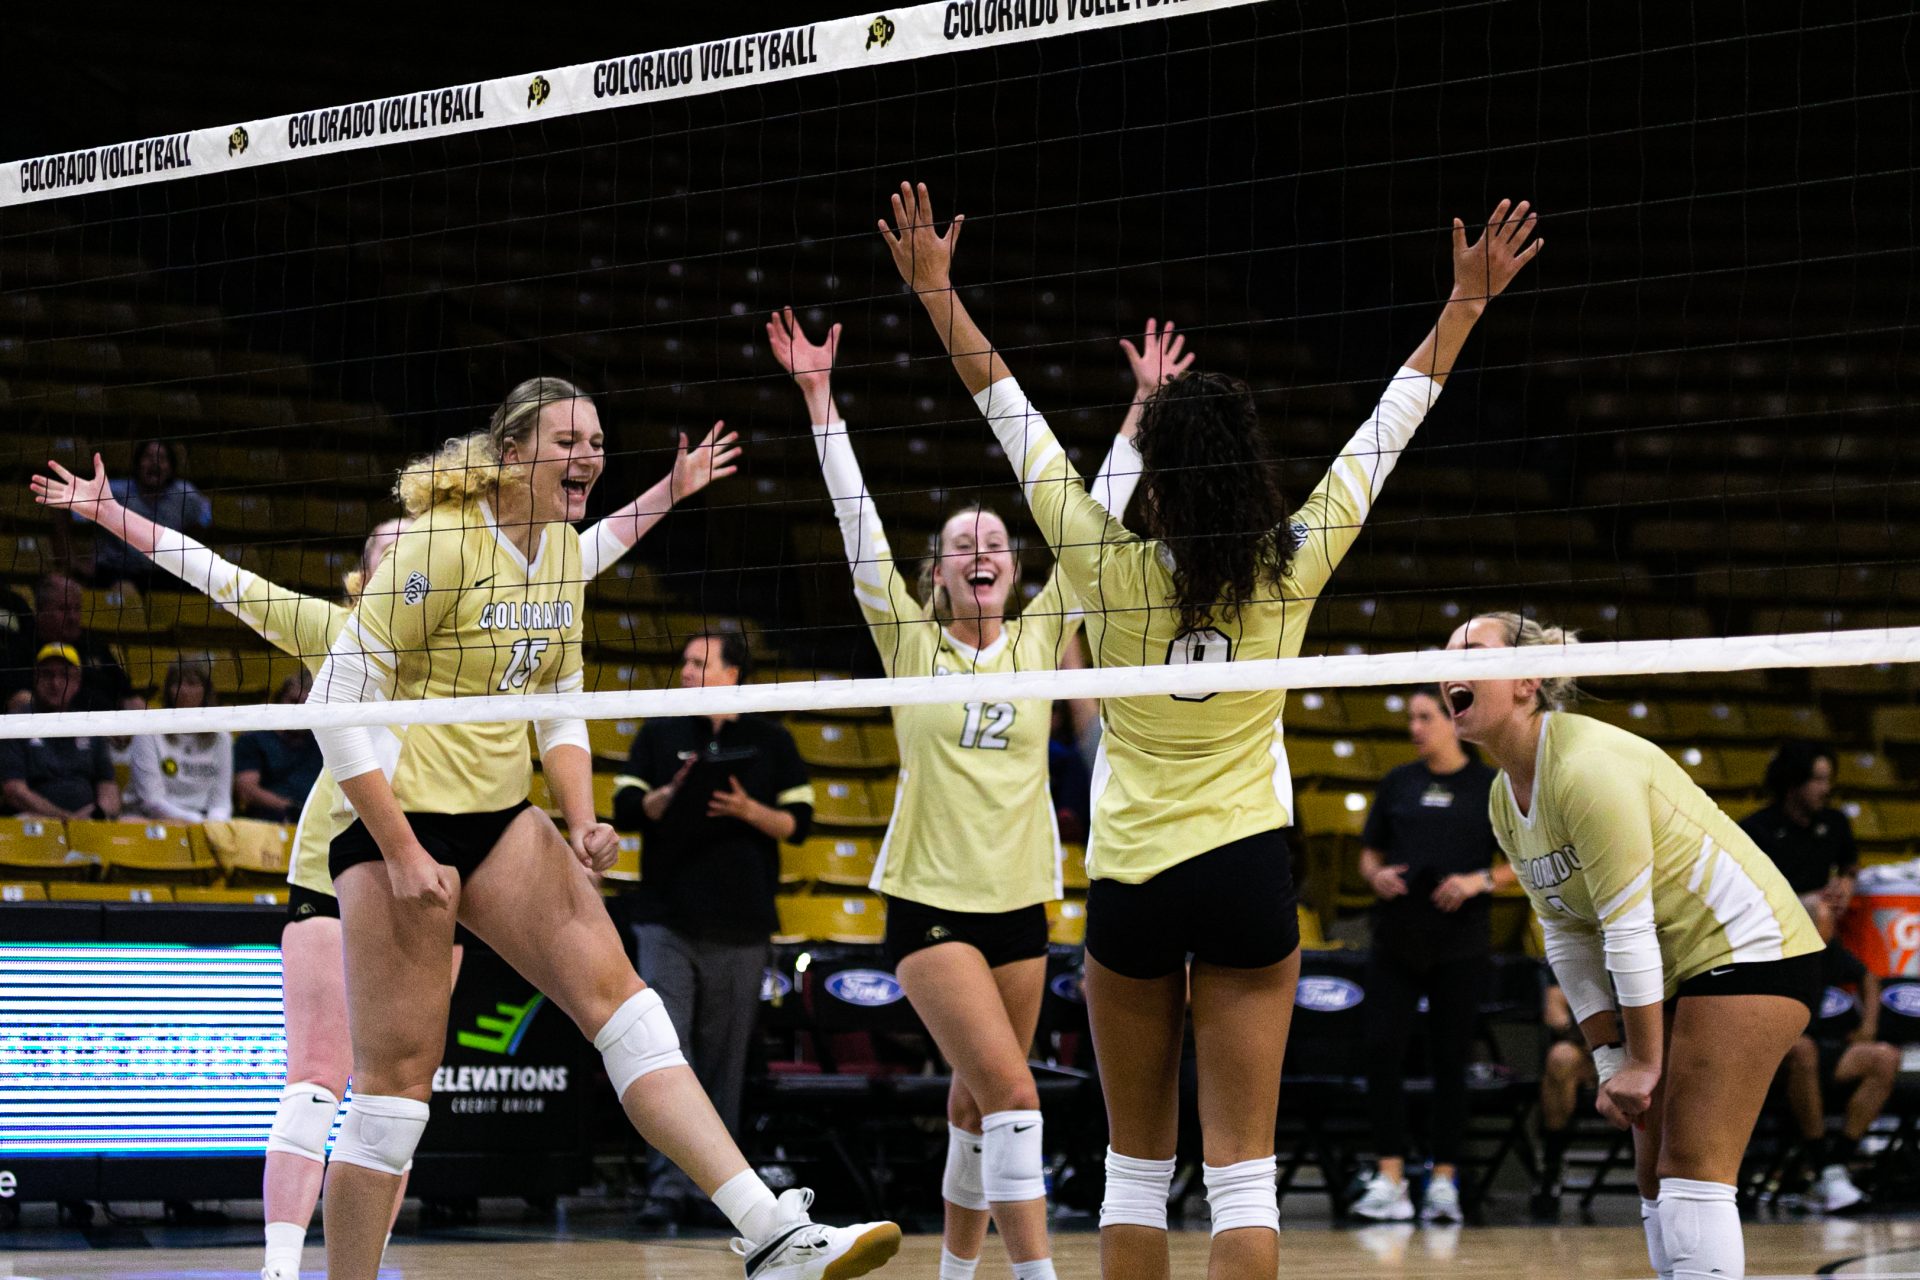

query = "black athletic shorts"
[
  {"left": 329, "top": 801, "right": 534, "bottom": 882},
  {"left": 882, "top": 895, "right": 1050, "bottom": 969},
  {"left": 1083, "top": 829, "right": 1299, "bottom": 981},
  {"left": 1670, "top": 949, "right": 1822, "bottom": 1024},
  {"left": 286, "top": 883, "right": 340, "bottom": 924}
]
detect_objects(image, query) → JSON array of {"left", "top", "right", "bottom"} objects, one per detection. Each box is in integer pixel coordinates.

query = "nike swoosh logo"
[
  {"left": 1013, "top": 1124, "right": 1036, "bottom": 1133},
  {"left": 474, "top": 575, "right": 497, "bottom": 588},
  {"left": 745, "top": 1222, "right": 810, "bottom": 1275},
  {"left": 1708, "top": 967, "right": 1734, "bottom": 977}
]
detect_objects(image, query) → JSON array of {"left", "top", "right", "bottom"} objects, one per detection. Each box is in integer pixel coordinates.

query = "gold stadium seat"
[
  {"left": 210, "top": 493, "right": 278, "bottom": 534},
  {"left": 81, "top": 586, "right": 154, "bottom": 637},
  {"left": 1719, "top": 747, "right": 1775, "bottom": 791},
  {"left": 200, "top": 819, "right": 294, "bottom": 886},
  {"left": 800, "top": 835, "right": 880, "bottom": 887},
  {"left": 593, "top": 773, "right": 621, "bottom": 820},
  {"left": 1343, "top": 692, "right": 1412, "bottom": 734},
  {"left": 811, "top": 778, "right": 884, "bottom": 827},
  {"left": 0, "top": 532, "right": 50, "bottom": 577},
  {"left": 1298, "top": 904, "right": 1338, "bottom": 951},
  {"left": 1664, "top": 701, "right": 1750, "bottom": 741},
  {"left": 1047, "top": 897, "right": 1087, "bottom": 946},
  {"left": 1880, "top": 800, "right": 1920, "bottom": 844},
  {"left": 1844, "top": 802, "right": 1888, "bottom": 842},
  {"left": 49, "top": 882, "right": 175, "bottom": 903},
  {"left": 1061, "top": 844, "right": 1089, "bottom": 892},
  {"left": 789, "top": 720, "right": 875, "bottom": 770},
  {"left": 1841, "top": 750, "right": 1905, "bottom": 792},
  {"left": 1288, "top": 737, "right": 1379, "bottom": 784},
  {"left": 175, "top": 886, "right": 287, "bottom": 906},
  {"left": 1664, "top": 746, "right": 1727, "bottom": 791},
  {"left": 1872, "top": 707, "right": 1920, "bottom": 749},
  {"left": 588, "top": 718, "right": 641, "bottom": 762},
  {"left": 529, "top": 772, "right": 558, "bottom": 816},
  {"left": 70, "top": 820, "right": 217, "bottom": 885},
  {"left": 1287, "top": 691, "right": 1347, "bottom": 733},
  {"left": 1, "top": 882, "right": 49, "bottom": 903},
  {"left": 1743, "top": 704, "right": 1833, "bottom": 740},
  {"left": 0, "top": 816, "right": 95, "bottom": 880},
  {"left": 1581, "top": 698, "right": 1673, "bottom": 738},
  {"left": 1373, "top": 739, "right": 1420, "bottom": 771},
  {"left": 775, "top": 893, "right": 885, "bottom": 944},
  {"left": 1294, "top": 789, "right": 1371, "bottom": 841},
  {"left": 604, "top": 833, "right": 643, "bottom": 884},
  {"left": 859, "top": 724, "right": 900, "bottom": 770},
  {"left": 586, "top": 661, "right": 667, "bottom": 693}
]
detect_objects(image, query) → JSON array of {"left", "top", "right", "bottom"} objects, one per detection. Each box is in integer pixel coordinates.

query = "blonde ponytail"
[
  {"left": 1478, "top": 610, "right": 1581, "bottom": 711},
  {"left": 394, "top": 376, "right": 587, "bottom": 517}
]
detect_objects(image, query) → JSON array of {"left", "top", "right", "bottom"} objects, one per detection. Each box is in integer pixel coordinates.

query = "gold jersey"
[
  {"left": 343, "top": 500, "right": 585, "bottom": 814},
  {"left": 975, "top": 370, "right": 1441, "bottom": 883},
  {"left": 1490, "top": 711, "right": 1820, "bottom": 998}
]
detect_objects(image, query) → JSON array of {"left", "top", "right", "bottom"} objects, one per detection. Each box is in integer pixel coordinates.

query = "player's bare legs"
[{"left": 1085, "top": 957, "right": 1187, "bottom": 1280}]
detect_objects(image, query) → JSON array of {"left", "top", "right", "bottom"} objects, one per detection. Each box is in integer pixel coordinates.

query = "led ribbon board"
[{"left": 0, "top": 943, "right": 286, "bottom": 1157}]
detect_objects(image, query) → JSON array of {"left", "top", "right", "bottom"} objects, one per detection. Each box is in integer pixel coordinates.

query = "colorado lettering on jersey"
[
  {"left": 477, "top": 600, "right": 576, "bottom": 631},
  {"left": 1522, "top": 842, "right": 1583, "bottom": 892}
]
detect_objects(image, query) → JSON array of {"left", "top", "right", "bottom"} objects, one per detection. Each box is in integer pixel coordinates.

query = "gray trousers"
[{"left": 632, "top": 921, "right": 768, "bottom": 1203}]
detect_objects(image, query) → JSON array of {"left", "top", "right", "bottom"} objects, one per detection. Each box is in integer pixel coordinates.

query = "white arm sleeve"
[
  {"left": 309, "top": 617, "right": 397, "bottom": 785},
  {"left": 812, "top": 416, "right": 881, "bottom": 567},
  {"left": 577, "top": 519, "right": 630, "bottom": 582},
  {"left": 1327, "top": 367, "right": 1443, "bottom": 521},
  {"left": 534, "top": 669, "right": 590, "bottom": 758},
  {"left": 147, "top": 528, "right": 243, "bottom": 602},
  {"left": 1091, "top": 433, "right": 1143, "bottom": 518},
  {"left": 1596, "top": 867, "right": 1666, "bottom": 1008},
  {"left": 1540, "top": 911, "right": 1617, "bottom": 1026}
]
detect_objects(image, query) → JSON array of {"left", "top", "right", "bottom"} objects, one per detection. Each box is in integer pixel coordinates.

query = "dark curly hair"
[
  {"left": 1764, "top": 739, "right": 1836, "bottom": 803},
  {"left": 1132, "top": 371, "right": 1292, "bottom": 633}
]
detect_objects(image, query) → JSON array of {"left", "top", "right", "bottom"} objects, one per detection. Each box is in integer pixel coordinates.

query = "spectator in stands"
[
  {"left": 0, "top": 643, "right": 122, "bottom": 819},
  {"left": 1741, "top": 741, "right": 1858, "bottom": 920},
  {"left": 233, "top": 671, "right": 322, "bottom": 821},
  {"left": 126, "top": 655, "right": 232, "bottom": 822},
  {"left": 1774, "top": 908, "right": 1897, "bottom": 1213},
  {"left": 2, "top": 572, "right": 135, "bottom": 713},
  {"left": 611, "top": 632, "right": 814, "bottom": 1227},
  {"left": 1532, "top": 981, "right": 1592, "bottom": 1219},
  {"left": 1351, "top": 685, "right": 1514, "bottom": 1224},
  {"left": 80, "top": 439, "right": 213, "bottom": 588}
]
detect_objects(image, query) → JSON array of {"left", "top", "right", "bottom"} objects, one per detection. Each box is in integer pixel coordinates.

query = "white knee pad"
[
  {"left": 943, "top": 1125, "right": 989, "bottom": 1211},
  {"left": 1642, "top": 1197, "right": 1672, "bottom": 1280},
  {"left": 265, "top": 1081, "right": 339, "bottom": 1163},
  {"left": 594, "top": 988, "right": 687, "bottom": 1097},
  {"left": 1202, "top": 1156, "right": 1278, "bottom": 1236},
  {"left": 1100, "top": 1147, "right": 1176, "bottom": 1231},
  {"left": 1657, "top": 1178, "right": 1741, "bottom": 1280},
  {"left": 981, "top": 1110, "right": 1047, "bottom": 1203},
  {"left": 329, "top": 1094, "right": 429, "bottom": 1177}
]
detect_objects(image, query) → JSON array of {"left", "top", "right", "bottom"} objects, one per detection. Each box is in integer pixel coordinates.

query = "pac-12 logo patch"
[{"left": 402, "top": 571, "right": 430, "bottom": 606}]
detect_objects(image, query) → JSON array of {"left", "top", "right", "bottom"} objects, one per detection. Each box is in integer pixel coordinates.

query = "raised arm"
[
  {"left": 577, "top": 423, "right": 742, "bottom": 579},
  {"left": 1403, "top": 198, "right": 1542, "bottom": 385},
  {"left": 878, "top": 182, "right": 1005, "bottom": 396},
  {"left": 36, "top": 454, "right": 339, "bottom": 663}
]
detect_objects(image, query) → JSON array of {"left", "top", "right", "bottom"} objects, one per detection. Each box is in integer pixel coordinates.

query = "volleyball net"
[{"left": 1, "top": 0, "right": 1915, "bottom": 745}]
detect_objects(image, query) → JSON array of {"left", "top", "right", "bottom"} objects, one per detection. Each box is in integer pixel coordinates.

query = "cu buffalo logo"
[
  {"left": 527, "top": 75, "right": 551, "bottom": 108},
  {"left": 228, "top": 127, "right": 249, "bottom": 157},
  {"left": 823, "top": 968, "right": 904, "bottom": 1008},
  {"left": 1294, "top": 976, "right": 1365, "bottom": 1013},
  {"left": 1821, "top": 987, "right": 1859, "bottom": 1021},
  {"left": 865, "top": 14, "right": 896, "bottom": 49},
  {"left": 1882, "top": 984, "right": 1920, "bottom": 1018}
]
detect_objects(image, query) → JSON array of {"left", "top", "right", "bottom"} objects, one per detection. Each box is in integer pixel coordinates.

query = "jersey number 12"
[
  {"left": 959, "top": 701, "right": 1015, "bottom": 750},
  {"left": 500, "top": 637, "right": 551, "bottom": 691}
]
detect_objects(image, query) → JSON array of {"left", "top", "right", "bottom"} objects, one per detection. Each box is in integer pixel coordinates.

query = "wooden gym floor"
[{"left": 10, "top": 1218, "right": 1920, "bottom": 1279}]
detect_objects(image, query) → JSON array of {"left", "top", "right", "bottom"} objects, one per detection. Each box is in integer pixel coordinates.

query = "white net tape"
[{"left": 4, "top": 626, "right": 1915, "bottom": 741}]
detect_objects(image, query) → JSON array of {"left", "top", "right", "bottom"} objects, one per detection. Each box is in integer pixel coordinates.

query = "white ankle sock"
[
  {"left": 1657, "top": 1178, "right": 1741, "bottom": 1280},
  {"left": 1011, "top": 1258, "right": 1058, "bottom": 1280},
  {"left": 262, "top": 1221, "right": 305, "bottom": 1276},
  {"left": 714, "top": 1168, "right": 785, "bottom": 1242},
  {"left": 939, "top": 1247, "right": 981, "bottom": 1280}
]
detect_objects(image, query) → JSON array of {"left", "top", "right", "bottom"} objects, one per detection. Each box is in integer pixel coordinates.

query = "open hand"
[
  {"left": 1431, "top": 872, "right": 1484, "bottom": 913},
  {"left": 1369, "top": 863, "right": 1410, "bottom": 900},
  {"left": 878, "top": 181, "right": 963, "bottom": 293},
  {"left": 1120, "top": 318, "right": 1196, "bottom": 400},
  {"left": 707, "top": 775, "right": 759, "bottom": 821},
  {"left": 32, "top": 453, "right": 114, "bottom": 524},
  {"left": 1451, "top": 198, "right": 1544, "bottom": 307},
  {"left": 670, "top": 422, "right": 742, "bottom": 500},
  {"left": 767, "top": 308, "right": 840, "bottom": 397}
]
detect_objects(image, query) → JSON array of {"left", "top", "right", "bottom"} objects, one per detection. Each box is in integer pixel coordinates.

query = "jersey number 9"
[{"left": 1167, "top": 627, "right": 1233, "bottom": 702}]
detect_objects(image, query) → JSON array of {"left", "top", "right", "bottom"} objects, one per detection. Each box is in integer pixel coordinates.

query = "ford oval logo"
[
  {"left": 1049, "top": 972, "right": 1085, "bottom": 1004},
  {"left": 824, "top": 968, "right": 904, "bottom": 1007},
  {"left": 1882, "top": 984, "right": 1920, "bottom": 1018},
  {"left": 1820, "top": 986, "right": 1858, "bottom": 1021},
  {"left": 1295, "top": 976, "right": 1364, "bottom": 1012},
  {"left": 760, "top": 969, "right": 793, "bottom": 1002}
]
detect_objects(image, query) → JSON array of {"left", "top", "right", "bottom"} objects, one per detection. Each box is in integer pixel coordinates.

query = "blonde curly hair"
[
  {"left": 1476, "top": 610, "right": 1581, "bottom": 711},
  {"left": 394, "top": 377, "right": 587, "bottom": 517}
]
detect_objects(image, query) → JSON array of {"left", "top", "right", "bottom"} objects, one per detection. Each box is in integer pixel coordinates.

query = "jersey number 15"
[{"left": 500, "top": 637, "right": 550, "bottom": 691}]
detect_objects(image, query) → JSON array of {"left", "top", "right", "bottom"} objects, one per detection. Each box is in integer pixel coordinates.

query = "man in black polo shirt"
[
  {"left": 1740, "top": 740, "right": 1858, "bottom": 918},
  {"left": 612, "top": 631, "right": 813, "bottom": 1227},
  {"left": 0, "top": 643, "right": 122, "bottom": 819}
]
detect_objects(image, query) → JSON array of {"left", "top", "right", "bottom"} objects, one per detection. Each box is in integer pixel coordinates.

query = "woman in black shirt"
[{"left": 1351, "top": 686, "right": 1513, "bottom": 1223}]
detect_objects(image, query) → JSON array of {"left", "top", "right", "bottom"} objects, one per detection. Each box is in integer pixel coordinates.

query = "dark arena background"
[{"left": 2, "top": 3, "right": 1918, "bottom": 1278}]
